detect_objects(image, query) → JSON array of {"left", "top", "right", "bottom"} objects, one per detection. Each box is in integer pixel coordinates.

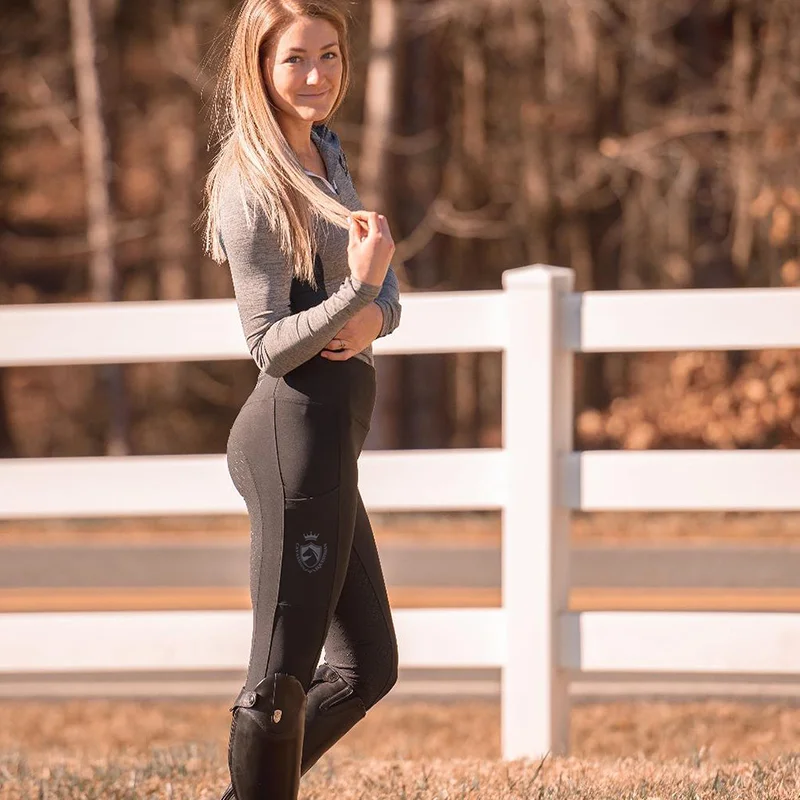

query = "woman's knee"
[
  {"left": 376, "top": 653, "right": 399, "bottom": 707},
  {"left": 361, "top": 633, "right": 399, "bottom": 709}
]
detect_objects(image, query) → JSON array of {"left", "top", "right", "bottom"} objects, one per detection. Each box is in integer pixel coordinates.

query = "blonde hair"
[{"left": 202, "top": 0, "right": 353, "bottom": 285}]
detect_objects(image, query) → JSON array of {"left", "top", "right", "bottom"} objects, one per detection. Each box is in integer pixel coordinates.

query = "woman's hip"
[{"left": 227, "top": 355, "right": 375, "bottom": 491}]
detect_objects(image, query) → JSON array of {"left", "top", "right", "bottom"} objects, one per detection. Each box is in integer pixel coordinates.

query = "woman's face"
[{"left": 262, "top": 16, "right": 343, "bottom": 125}]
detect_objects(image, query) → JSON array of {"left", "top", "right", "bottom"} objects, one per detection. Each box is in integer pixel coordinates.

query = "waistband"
[{"left": 256, "top": 354, "right": 376, "bottom": 426}]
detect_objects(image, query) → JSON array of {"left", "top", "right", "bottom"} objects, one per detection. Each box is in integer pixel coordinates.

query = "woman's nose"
[{"left": 306, "top": 65, "right": 322, "bottom": 84}]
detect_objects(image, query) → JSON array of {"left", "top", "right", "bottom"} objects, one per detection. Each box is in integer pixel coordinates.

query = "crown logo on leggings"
[{"left": 296, "top": 531, "right": 327, "bottom": 573}]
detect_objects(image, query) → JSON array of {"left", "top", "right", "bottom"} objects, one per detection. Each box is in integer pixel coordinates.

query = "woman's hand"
[
  {"left": 321, "top": 303, "right": 384, "bottom": 361},
  {"left": 347, "top": 210, "right": 395, "bottom": 287}
]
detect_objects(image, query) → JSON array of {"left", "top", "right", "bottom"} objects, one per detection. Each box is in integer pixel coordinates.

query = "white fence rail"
[
  {"left": 1, "top": 265, "right": 799, "bottom": 760},
  {"left": 0, "top": 450, "right": 507, "bottom": 516}
]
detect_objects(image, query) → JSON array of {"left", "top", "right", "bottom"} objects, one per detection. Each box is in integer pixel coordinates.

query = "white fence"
[{"left": 1, "top": 264, "right": 800, "bottom": 760}]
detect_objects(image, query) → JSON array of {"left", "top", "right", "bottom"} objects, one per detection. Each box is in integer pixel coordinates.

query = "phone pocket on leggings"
[
  {"left": 274, "top": 400, "right": 341, "bottom": 499},
  {"left": 283, "top": 487, "right": 340, "bottom": 605}
]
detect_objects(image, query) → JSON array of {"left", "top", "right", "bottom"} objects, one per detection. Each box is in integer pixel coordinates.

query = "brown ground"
[
  {"left": 0, "top": 699, "right": 798, "bottom": 798},
  {"left": 3, "top": 511, "right": 800, "bottom": 546}
]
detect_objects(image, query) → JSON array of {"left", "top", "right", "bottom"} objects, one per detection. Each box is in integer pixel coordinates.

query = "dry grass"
[
  {"left": 0, "top": 699, "right": 798, "bottom": 798},
  {"left": 2, "top": 753, "right": 798, "bottom": 799}
]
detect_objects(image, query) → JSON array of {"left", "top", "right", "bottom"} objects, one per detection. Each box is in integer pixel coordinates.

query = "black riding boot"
[
  {"left": 220, "top": 664, "right": 366, "bottom": 800},
  {"left": 226, "top": 672, "right": 306, "bottom": 800}
]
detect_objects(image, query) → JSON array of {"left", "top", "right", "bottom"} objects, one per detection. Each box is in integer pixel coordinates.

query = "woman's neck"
[{"left": 279, "top": 117, "right": 317, "bottom": 166}]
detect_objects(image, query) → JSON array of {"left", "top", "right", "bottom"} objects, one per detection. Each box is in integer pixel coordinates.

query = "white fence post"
[{"left": 501, "top": 265, "right": 574, "bottom": 759}]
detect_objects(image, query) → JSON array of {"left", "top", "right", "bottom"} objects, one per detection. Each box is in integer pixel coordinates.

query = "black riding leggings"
[{"left": 226, "top": 354, "right": 398, "bottom": 711}]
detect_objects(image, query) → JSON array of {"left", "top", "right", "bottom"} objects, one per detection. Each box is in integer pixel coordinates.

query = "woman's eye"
[
  {"left": 285, "top": 56, "right": 301, "bottom": 64},
  {"left": 322, "top": 52, "right": 338, "bottom": 59}
]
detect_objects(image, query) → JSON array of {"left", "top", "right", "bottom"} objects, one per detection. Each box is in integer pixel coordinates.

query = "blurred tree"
[
  {"left": 69, "top": 0, "right": 128, "bottom": 455},
  {"left": 398, "top": 2, "right": 449, "bottom": 449},
  {"left": 1, "top": 0, "right": 799, "bottom": 456},
  {"left": 360, "top": 0, "right": 403, "bottom": 450}
]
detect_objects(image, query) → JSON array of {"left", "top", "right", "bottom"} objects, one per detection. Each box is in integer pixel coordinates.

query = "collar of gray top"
[
  {"left": 304, "top": 168, "right": 338, "bottom": 195},
  {"left": 309, "top": 124, "right": 339, "bottom": 192}
]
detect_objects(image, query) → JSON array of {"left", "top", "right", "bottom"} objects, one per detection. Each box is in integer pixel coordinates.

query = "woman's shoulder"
[
  {"left": 217, "top": 168, "right": 265, "bottom": 232},
  {"left": 216, "top": 168, "right": 280, "bottom": 261},
  {"left": 217, "top": 166, "right": 256, "bottom": 214}
]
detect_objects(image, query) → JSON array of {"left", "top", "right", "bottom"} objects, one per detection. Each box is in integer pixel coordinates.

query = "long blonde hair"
[{"left": 202, "top": 0, "right": 353, "bottom": 284}]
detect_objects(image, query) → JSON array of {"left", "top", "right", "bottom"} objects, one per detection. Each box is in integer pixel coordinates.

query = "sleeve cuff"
[
  {"left": 348, "top": 276, "right": 382, "bottom": 303},
  {"left": 373, "top": 298, "right": 392, "bottom": 338}
]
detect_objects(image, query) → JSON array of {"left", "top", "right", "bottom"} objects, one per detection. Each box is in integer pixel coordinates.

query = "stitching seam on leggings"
[
  {"left": 236, "top": 446, "right": 266, "bottom": 672},
  {"left": 270, "top": 380, "right": 287, "bottom": 491},
  {"left": 319, "top": 404, "right": 346, "bottom": 653},
  {"left": 262, "top": 391, "right": 286, "bottom": 677},
  {"left": 328, "top": 405, "right": 346, "bottom": 640}
]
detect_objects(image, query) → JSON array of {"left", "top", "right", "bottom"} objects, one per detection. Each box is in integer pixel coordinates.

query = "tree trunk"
[
  {"left": 360, "top": 0, "right": 402, "bottom": 449},
  {"left": 0, "top": 372, "right": 15, "bottom": 458},
  {"left": 153, "top": 6, "right": 200, "bottom": 404},
  {"left": 69, "top": 0, "right": 128, "bottom": 455},
  {"left": 401, "top": 10, "right": 448, "bottom": 449}
]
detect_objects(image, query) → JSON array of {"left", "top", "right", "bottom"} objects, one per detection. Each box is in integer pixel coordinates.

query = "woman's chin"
[
  {"left": 276, "top": 102, "right": 335, "bottom": 126},
  {"left": 296, "top": 103, "right": 333, "bottom": 119}
]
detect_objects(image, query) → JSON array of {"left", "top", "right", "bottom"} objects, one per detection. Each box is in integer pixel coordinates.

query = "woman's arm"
[
  {"left": 373, "top": 265, "right": 401, "bottom": 338},
  {"left": 322, "top": 127, "right": 401, "bottom": 339},
  {"left": 219, "top": 177, "right": 381, "bottom": 377}
]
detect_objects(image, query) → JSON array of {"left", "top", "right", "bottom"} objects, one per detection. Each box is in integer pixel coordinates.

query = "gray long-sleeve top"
[{"left": 218, "top": 125, "right": 402, "bottom": 377}]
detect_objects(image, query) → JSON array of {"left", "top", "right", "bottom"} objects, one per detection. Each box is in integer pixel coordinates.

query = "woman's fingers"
[
  {"left": 350, "top": 210, "right": 370, "bottom": 230},
  {"left": 347, "top": 210, "right": 393, "bottom": 284},
  {"left": 350, "top": 210, "right": 384, "bottom": 240},
  {"left": 348, "top": 213, "right": 369, "bottom": 242},
  {"left": 321, "top": 346, "right": 355, "bottom": 361},
  {"left": 377, "top": 214, "right": 392, "bottom": 241},
  {"left": 347, "top": 216, "right": 360, "bottom": 247},
  {"left": 366, "top": 212, "right": 380, "bottom": 236}
]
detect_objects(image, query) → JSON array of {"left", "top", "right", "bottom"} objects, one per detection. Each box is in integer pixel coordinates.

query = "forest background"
[{"left": 2, "top": 0, "right": 799, "bottom": 459}]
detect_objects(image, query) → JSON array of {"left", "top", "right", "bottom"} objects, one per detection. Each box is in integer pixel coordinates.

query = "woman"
[{"left": 203, "top": 1, "right": 401, "bottom": 798}]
